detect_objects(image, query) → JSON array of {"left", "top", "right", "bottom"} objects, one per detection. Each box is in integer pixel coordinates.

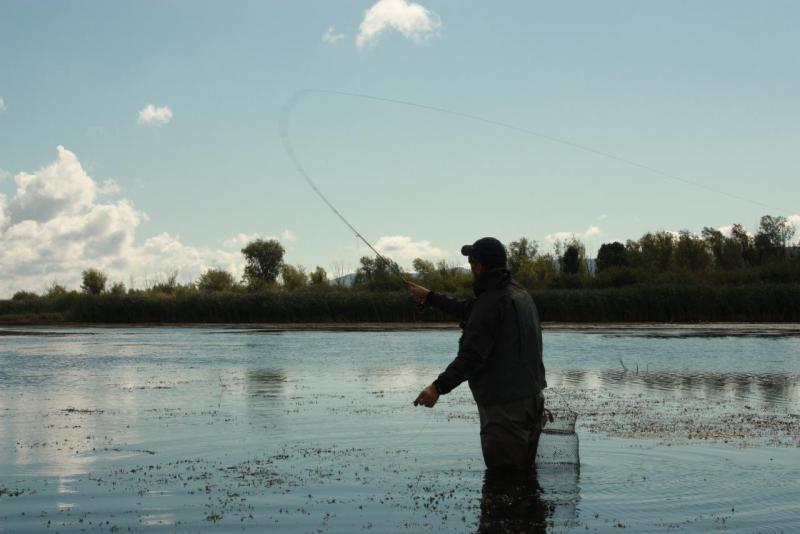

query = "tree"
[
  {"left": 150, "top": 271, "right": 179, "bottom": 294},
  {"left": 109, "top": 282, "right": 127, "bottom": 295},
  {"left": 12, "top": 290, "right": 38, "bottom": 300},
  {"left": 309, "top": 266, "right": 328, "bottom": 286},
  {"left": 411, "top": 258, "right": 471, "bottom": 291},
  {"left": 702, "top": 227, "right": 743, "bottom": 270},
  {"left": 755, "top": 215, "right": 795, "bottom": 260},
  {"left": 561, "top": 245, "right": 581, "bottom": 275},
  {"left": 412, "top": 258, "right": 436, "bottom": 287},
  {"left": 412, "top": 258, "right": 436, "bottom": 277},
  {"left": 595, "top": 242, "right": 627, "bottom": 272},
  {"left": 530, "top": 254, "right": 559, "bottom": 287},
  {"left": 508, "top": 238, "right": 538, "bottom": 274},
  {"left": 729, "top": 223, "right": 758, "bottom": 267},
  {"left": 197, "top": 269, "right": 235, "bottom": 292},
  {"left": 46, "top": 282, "right": 68, "bottom": 297},
  {"left": 81, "top": 269, "right": 107, "bottom": 295},
  {"left": 281, "top": 264, "right": 308, "bottom": 290},
  {"left": 557, "top": 239, "right": 585, "bottom": 275},
  {"left": 353, "top": 256, "right": 405, "bottom": 290},
  {"left": 638, "top": 232, "right": 674, "bottom": 271},
  {"left": 241, "top": 239, "right": 285, "bottom": 288},
  {"left": 674, "top": 232, "right": 710, "bottom": 272}
]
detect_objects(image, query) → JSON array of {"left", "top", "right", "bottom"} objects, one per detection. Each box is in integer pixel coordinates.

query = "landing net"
[{"left": 536, "top": 394, "right": 579, "bottom": 468}]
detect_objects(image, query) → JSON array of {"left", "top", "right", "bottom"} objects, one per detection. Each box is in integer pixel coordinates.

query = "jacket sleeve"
[
  {"left": 426, "top": 291, "right": 474, "bottom": 321},
  {"left": 434, "top": 296, "right": 501, "bottom": 394}
]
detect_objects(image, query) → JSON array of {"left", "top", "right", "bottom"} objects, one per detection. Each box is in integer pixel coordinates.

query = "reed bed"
[{"left": 2, "top": 284, "right": 798, "bottom": 324}]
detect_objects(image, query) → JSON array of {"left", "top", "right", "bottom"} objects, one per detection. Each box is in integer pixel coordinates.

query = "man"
[{"left": 408, "top": 237, "right": 547, "bottom": 474}]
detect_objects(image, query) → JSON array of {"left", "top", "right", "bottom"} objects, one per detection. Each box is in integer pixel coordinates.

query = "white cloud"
[
  {"left": 224, "top": 232, "right": 265, "bottom": 249},
  {"left": 544, "top": 231, "right": 575, "bottom": 245},
  {"left": 322, "top": 25, "right": 346, "bottom": 44},
  {"left": 356, "top": 0, "right": 441, "bottom": 48},
  {"left": 0, "top": 97, "right": 5, "bottom": 112},
  {"left": 544, "top": 225, "right": 601, "bottom": 244},
  {"left": 717, "top": 224, "right": 754, "bottom": 238},
  {"left": 369, "top": 235, "right": 445, "bottom": 260},
  {"left": 223, "top": 230, "right": 293, "bottom": 249},
  {"left": 0, "top": 147, "right": 246, "bottom": 297},
  {"left": 98, "top": 178, "right": 121, "bottom": 195},
  {"left": 597, "top": 214, "right": 608, "bottom": 221},
  {"left": 0, "top": 194, "right": 8, "bottom": 229},
  {"left": 786, "top": 214, "right": 800, "bottom": 229},
  {"left": 717, "top": 225, "right": 735, "bottom": 237},
  {"left": 584, "top": 226, "right": 601, "bottom": 238},
  {"left": 8, "top": 145, "right": 97, "bottom": 224},
  {"left": 137, "top": 104, "right": 173, "bottom": 126}
]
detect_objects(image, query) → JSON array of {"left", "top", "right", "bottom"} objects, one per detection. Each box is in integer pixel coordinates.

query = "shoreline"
[{"left": 2, "top": 321, "right": 800, "bottom": 336}]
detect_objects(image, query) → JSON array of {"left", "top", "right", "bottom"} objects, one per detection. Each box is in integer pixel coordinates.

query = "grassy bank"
[{"left": 1, "top": 283, "right": 799, "bottom": 324}]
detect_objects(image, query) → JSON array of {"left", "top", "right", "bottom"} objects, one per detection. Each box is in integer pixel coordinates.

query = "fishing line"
[{"left": 279, "top": 88, "right": 792, "bottom": 221}]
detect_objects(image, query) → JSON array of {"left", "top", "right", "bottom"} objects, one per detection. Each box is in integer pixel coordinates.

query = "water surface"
[{"left": 1, "top": 325, "right": 798, "bottom": 532}]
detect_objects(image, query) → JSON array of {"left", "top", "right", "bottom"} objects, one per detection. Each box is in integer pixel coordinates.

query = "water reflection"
[
  {"left": 246, "top": 368, "right": 287, "bottom": 398},
  {"left": 550, "top": 369, "right": 799, "bottom": 405},
  {"left": 478, "top": 465, "right": 580, "bottom": 533}
]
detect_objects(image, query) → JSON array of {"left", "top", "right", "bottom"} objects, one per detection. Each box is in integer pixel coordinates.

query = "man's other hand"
[
  {"left": 413, "top": 384, "right": 439, "bottom": 408},
  {"left": 406, "top": 281, "right": 431, "bottom": 305}
]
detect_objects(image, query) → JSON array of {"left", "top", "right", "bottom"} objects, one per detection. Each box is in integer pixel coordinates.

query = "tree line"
[{"left": 8, "top": 214, "right": 800, "bottom": 302}]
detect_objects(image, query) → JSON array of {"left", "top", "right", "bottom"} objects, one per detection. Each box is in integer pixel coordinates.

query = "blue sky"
[{"left": 1, "top": 1, "right": 798, "bottom": 295}]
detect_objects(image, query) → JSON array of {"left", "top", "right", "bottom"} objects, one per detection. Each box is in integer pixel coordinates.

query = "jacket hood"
[{"left": 473, "top": 267, "right": 511, "bottom": 297}]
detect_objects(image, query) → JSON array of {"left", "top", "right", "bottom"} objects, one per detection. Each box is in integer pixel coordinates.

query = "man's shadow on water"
[{"left": 477, "top": 465, "right": 580, "bottom": 533}]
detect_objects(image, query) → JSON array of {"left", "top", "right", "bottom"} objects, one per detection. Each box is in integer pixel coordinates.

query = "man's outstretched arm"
[{"left": 406, "top": 281, "right": 473, "bottom": 321}]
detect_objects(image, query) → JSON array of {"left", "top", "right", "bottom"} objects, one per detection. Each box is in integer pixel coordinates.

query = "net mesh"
[{"left": 535, "top": 397, "right": 580, "bottom": 467}]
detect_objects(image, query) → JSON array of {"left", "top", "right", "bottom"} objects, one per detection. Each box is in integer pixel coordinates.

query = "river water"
[{"left": 1, "top": 325, "right": 798, "bottom": 532}]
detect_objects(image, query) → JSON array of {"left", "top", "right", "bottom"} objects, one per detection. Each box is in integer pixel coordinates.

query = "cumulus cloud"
[
  {"left": 356, "top": 0, "right": 441, "bottom": 48},
  {"left": 137, "top": 104, "right": 173, "bottom": 126},
  {"left": 98, "top": 178, "right": 121, "bottom": 195},
  {"left": 8, "top": 146, "right": 97, "bottom": 224},
  {"left": 0, "top": 194, "right": 8, "bottom": 229},
  {"left": 545, "top": 226, "right": 602, "bottom": 244},
  {"left": 0, "top": 97, "right": 5, "bottom": 112},
  {"left": 544, "top": 231, "right": 575, "bottom": 245},
  {"left": 0, "top": 147, "right": 248, "bottom": 297},
  {"left": 369, "top": 235, "right": 445, "bottom": 261},
  {"left": 224, "top": 233, "right": 265, "bottom": 249},
  {"left": 222, "top": 230, "right": 293, "bottom": 249},
  {"left": 717, "top": 224, "right": 754, "bottom": 238},
  {"left": 584, "top": 226, "right": 601, "bottom": 238},
  {"left": 322, "top": 25, "right": 346, "bottom": 44},
  {"left": 716, "top": 225, "right": 736, "bottom": 237},
  {"left": 786, "top": 214, "right": 800, "bottom": 229}
]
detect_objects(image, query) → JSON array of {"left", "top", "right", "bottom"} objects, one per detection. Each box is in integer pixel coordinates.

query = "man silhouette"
[{"left": 408, "top": 237, "right": 547, "bottom": 473}]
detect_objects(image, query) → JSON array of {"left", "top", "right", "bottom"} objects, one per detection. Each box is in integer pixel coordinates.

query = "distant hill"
[{"left": 330, "top": 273, "right": 357, "bottom": 287}]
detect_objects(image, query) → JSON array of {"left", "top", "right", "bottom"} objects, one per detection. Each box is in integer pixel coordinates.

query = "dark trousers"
[{"left": 477, "top": 393, "right": 544, "bottom": 473}]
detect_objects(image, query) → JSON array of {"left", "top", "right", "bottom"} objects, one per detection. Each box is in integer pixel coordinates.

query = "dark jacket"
[{"left": 427, "top": 268, "right": 546, "bottom": 406}]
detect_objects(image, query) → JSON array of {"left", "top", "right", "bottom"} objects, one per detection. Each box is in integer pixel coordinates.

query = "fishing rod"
[
  {"left": 279, "top": 92, "right": 410, "bottom": 286},
  {"left": 280, "top": 88, "right": 792, "bottom": 220}
]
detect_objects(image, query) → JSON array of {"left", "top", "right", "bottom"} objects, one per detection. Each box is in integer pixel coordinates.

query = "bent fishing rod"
[{"left": 279, "top": 92, "right": 411, "bottom": 285}]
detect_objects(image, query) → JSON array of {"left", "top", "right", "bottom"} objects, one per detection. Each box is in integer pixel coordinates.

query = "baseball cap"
[{"left": 461, "top": 237, "right": 507, "bottom": 266}]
